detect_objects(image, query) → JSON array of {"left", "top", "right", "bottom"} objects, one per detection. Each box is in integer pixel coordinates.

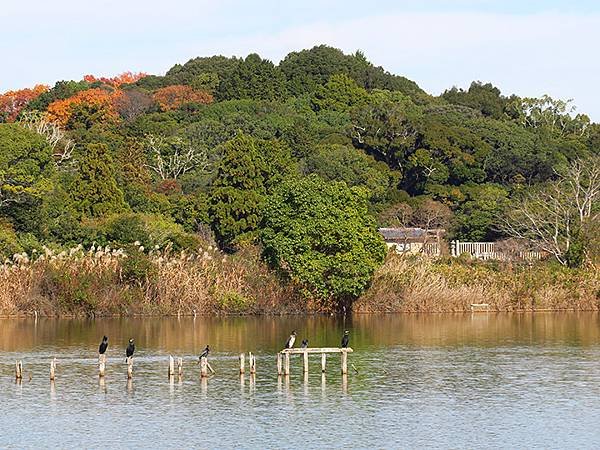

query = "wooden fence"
[{"left": 450, "top": 240, "right": 546, "bottom": 262}]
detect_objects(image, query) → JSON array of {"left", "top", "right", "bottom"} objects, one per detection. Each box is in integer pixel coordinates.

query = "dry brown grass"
[
  {"left": 355, "top": 255, "right": 600, "bottom": 313},
  {"left": 0, "top": 245, "right": 302, "bottom": 317}
]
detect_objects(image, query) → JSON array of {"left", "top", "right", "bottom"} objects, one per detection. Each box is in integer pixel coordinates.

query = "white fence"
[{"left": 450, "top": 240, "right": 545, "bottom": 261}]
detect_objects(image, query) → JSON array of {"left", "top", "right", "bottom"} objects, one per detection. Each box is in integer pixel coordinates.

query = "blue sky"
[{"left": 2, "top": 0, "right": 600, "bottom": 119}]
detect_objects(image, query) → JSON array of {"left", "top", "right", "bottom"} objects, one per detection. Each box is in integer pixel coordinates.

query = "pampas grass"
[{"left": 354, "top": 255, "right": 600, "bottom": 313}]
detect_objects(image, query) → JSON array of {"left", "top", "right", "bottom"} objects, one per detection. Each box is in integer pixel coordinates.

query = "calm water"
[{"left": 1, "top": 313, "right": 600, "bottom": 449}]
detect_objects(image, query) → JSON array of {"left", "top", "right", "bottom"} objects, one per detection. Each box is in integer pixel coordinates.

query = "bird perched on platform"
[
  {"left": 198, "top": 345, "right": 209, "bottom": 363},
  {"left": 300, "top": 339, "right": 308, "bottom": 348},
  {"left": 125, "top": 338, "right": 135, "bottom": 361},
  {"left": 98, "top": 336, "right": 108, "bottom": 354},
  {"left": 341, "top": 330, "right": 349, "bottom": 348},
  {"left": 285, "top": 331, "right": 296, "bottom": 349}
]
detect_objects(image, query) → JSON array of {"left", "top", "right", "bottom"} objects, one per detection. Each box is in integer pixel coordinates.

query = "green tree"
[
  {"left": 217, "top": 54, "right": 287, "bottom": 101},
  {"left": 209, "top": 134, "right": 266, "bottom": 247},
  {"left": 304, "top": 144, "right": 398, "bottom": 203},
  {"left": 0, "top": 123, "right": 54, "bottom": 207},
  {"left": 311, "top": 74, "right": 368, "bottom": 112},
  {"left": 261, "top": 175, "right": 386, "bottom": 309},
  {"left": 209, "top": 134, "right": 297, "bottom": 248},
  {"left": 70, "top": 143, "right": 127, "bottom": 217}
]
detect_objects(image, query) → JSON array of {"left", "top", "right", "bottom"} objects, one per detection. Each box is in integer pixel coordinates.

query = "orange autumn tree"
[
  {"left": 152, "top": 85, "right": 213, "bottom": 111},
  {"left": 0, "top": 85, "right": 48, "bottom": 122},
  {"left": 47, "top": 88, "right": 120, "bottom": 127},
  {"left": 83, "top": 71, "right": 147, "bottom": 87}
]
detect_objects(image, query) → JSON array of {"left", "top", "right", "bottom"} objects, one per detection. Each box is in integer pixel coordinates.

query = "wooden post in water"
[
  {"left": 340, "top": 350, "right": 348, "bottom": 375},
  {"left": 239, "top": 353, "right": 245, "bottom": 374},
  {"left": 50, "top": 358, "right": 56, "bottom": 381},
  {"left": 249, "top": 352, "right": 256, "bottom": 374},
  {"left": 98, "top": 354, "right": 106, "bottom": 377},
  {"left": 177, "top": 357, "right": 183, "bottom": 377},
  {"left": 302, "top": 351, "right": 309, "bottom": 374},
  {"left": 168, "top": 355, "right": 175, "bottom": 377},
  {"left": 284, "top": 352, "right": 290, "bottom": 376},
  {"left": 277, "top": 353, "right": 283, "bottom": 375},
  {"left": 321, "top": 353, "right": 327, "bottom": 373},
  {"left": 127, "top": 356, "right": 133, "bottom": 379},
  {"left": 15, "top": 360, "right": 23, "bottom": 380},
  {"left": 200, "top": 356, "right": 208, "bottom": 378}
]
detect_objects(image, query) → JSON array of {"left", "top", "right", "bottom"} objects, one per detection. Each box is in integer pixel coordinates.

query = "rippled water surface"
[{"left": 2, "top": 313, "right": 600, "bottom": 449}]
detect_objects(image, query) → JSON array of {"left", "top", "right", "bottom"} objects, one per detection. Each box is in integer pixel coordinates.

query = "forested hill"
[{"left": 0, "top": 45, "right": 598, "bottom": 282}]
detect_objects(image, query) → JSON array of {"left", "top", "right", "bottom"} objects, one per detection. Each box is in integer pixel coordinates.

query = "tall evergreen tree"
[{"left": 71, "top": 143, "right": 126, "bottom": 218}]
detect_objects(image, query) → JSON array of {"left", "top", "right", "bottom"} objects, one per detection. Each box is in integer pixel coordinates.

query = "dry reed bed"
[
  {"left": 0, "top": 245, "right": 302, "bottom": 317},
  {"left": 355, "top": 255, "right": 600, "bottom": 313}
]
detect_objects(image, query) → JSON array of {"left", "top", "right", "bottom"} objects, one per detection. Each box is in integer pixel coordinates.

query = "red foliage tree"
[
  {"left": 0, "top": 85, "right": 48, "bottom": 122},
  {"left": 83, "top": 71, "right": 147, "bottom": 87},
  {"left": 47, "top": 88, "right": 120, "bottom": 127},
  {"left": 152, "top": 85, "right": 213, "bottom": 111}
]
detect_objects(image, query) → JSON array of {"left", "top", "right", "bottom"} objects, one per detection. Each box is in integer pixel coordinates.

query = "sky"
[{"left": 2, "top": 0, "right": 600, "bottom": 119}]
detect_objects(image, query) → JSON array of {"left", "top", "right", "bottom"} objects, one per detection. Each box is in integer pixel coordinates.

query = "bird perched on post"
[
  {"left": 198, "top": 345, "right": 209, "bottom": 364},
  {"left": 98, "top": 336, "right": 109, "bottom": 354},
  {"left": 300, "top": 339, "right": 308, "bottom": 348},
  {"left": 341, "top": 330, "right": 349, "bottom": 348},
  {"left": 285, "top": 331, "right": 296, "bottom": 349},
  {"left": 125, "top": 339, "right": 135, "bottom": 362}
]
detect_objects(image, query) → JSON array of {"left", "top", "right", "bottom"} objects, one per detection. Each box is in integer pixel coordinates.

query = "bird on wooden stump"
[
  {"left": 341, "top": 330, "right": 349, "bottom": 348},
  {"left": 98, "top": 336, "right": 109, "bottom": 354},
  {"left": 300, "top": 339, "right": 308, "bottom": 349},
  {"left": 197, "top": 345, "right": 209, "bottom": 364},
  {"left": 125, "top": 339, "right": 135, "bottom": 362},
  {"left": 285, "top": 331, "right": 296, "bottom": 349}
]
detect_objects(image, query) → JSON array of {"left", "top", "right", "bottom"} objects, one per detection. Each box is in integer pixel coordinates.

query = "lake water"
[{"left": 1, "top": 313, "right": 600, "bottom": 449}]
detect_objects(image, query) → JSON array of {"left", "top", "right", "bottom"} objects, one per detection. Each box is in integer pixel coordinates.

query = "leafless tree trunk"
[
  {"left": 144, "top": 134, "right": 210, "bottom": 180},
  {"left": 500, "top": 158, "right": 600, "bottom": 265},
  {"left": 18, "top": 111, "right": 74, "bottom": 168}
]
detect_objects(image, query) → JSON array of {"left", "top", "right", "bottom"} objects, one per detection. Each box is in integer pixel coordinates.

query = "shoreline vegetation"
[
  {"left": 0, "top": 45, "right": 599, "bottom": 317},
  {"left": 1, "top": 245, "right": 597, "bottom": 317}
]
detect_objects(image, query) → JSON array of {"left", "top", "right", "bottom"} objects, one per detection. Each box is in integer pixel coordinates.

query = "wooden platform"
[
  {"left": 280, "top": 347, "right": 353, "bottom": 354},
  {"left": 277, "top": 347, "right": 353, "bottom": 375}
]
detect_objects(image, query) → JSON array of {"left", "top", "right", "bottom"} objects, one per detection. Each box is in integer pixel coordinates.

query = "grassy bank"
[
  {"left": 0, "top": 245, "right": 304, "bottom": 317},
  {"left": 355, "top": 255, "right": 600, "bottom": 313},
  {"left": 1, "top": 247, "right": 599, "bottom": 317}
]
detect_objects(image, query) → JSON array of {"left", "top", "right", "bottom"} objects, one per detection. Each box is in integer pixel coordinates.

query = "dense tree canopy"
[{"left": 1, "top": 44, "right": 599, "bottom": 300}]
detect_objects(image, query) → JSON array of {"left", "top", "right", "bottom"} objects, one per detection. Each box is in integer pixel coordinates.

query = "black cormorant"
[
  {"left": 300, "top": 339, "right": 308, "bottom": 348},
  {"left": 98, "top": 336, "right": 108, "bottom": 354},
  {"left": 125, "top": 338, "right": 135, "bottom": 361},
  {"left": 341, "top": 330, "right": 349, "bottom": 348},
  {"left": 198, "top": 345, "right": 210, "bottom": 363},
  {"left": 284, "top": 331, "right": 296, "bottom": 349}
]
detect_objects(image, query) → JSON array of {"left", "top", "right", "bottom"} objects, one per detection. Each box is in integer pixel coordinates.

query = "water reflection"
[{"left": 1, "top": 313, "right": 600, "bottom": 448}]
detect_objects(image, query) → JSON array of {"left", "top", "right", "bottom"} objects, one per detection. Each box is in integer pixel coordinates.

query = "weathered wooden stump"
[
  {"left": 302, "top": 351, "right": 309, "bottom": 374},
  {"left": 341, "top": 350, "right": 348, "bottom": 375},
  {"left": 168, "top": 355, "right": 175, "bottom": 377},
  {"left": 200, "top": 356, "right": 208, "bottom": 378},
  {"left": 276, "top": 353, "right": 283, "bottom": 376},
  {"left": 127, "top": 356, "right": 133, "bottom": 379},
  {"left": 177, "top": 357, "right": 183, "bottom": 377},
  {"left": 98, "top": 354, "right": 106, "bottom": 377},
  {"left": 15, "top": 360, "right": 23, "bottom": 380},
  {"left": 249, "top": 352, "right": 256, "bottom": 374},
  {"left": 284, "top": 352, "right": 290, "bottom": 376},
  {"left": 321, "top": 353, "right": 327, "bottom": 373},
  {"left": 50, "top": 358, "right": 57, "bottom": 381},
  {"left": 239, "top": 353, "right": 245, "bottom": 374}
]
